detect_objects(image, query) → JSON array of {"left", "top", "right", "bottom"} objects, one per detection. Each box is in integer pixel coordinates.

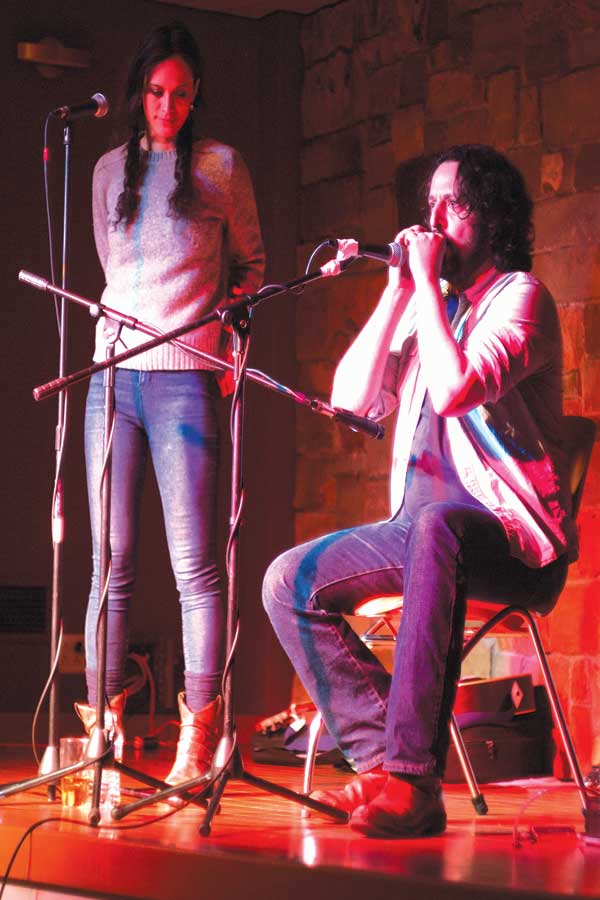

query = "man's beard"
[
  {"left": 440, "top": 242, "right": 461, "bottom": 284},
  {"left": 441, "top": 231, "right": 490, "bottom": 290}
]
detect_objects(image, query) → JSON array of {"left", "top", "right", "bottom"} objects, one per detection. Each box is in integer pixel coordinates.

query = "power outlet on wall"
[{"left": 60, "top": 634, "right": 86, "bottom": 674}]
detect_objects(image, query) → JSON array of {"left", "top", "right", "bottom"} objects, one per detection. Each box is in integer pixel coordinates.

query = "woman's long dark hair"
[
  {"left": 428, "top": 145, "right": 534, "bottom": 273},
  {"left": 115, "top": 21, "right": 203, "bottom": 226}
]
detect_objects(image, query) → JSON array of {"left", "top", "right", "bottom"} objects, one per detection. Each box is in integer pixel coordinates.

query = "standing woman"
[{"left": 76, "top": 21, "right": 265, "bottom": 786}]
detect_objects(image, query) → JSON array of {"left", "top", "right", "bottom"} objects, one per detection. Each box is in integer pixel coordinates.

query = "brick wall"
[{"left": 295, "top": 0, "right": 600, "bottom": 770}]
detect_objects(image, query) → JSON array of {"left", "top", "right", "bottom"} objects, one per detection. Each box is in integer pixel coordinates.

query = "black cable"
[
  {"left": 227, "top": 323, "right": 251, "bottom": 446},
  {"left": 0, "top": 817, "right": 64, "bottom": 900},
  {"left": 31, "top": 624, "right": 64, "bottom": 766},
  {"left": 304, "top": 238, "right": 338, "bottom": 275},
  {"left": 42, "top": 115, "right": 59, "bottom": 335},
  {"left": 0, "top": 798, "right": 196, "bottom": 900}
]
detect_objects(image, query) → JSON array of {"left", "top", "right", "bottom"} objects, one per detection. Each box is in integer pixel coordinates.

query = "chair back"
[
  {"left": 465, "top": 415, "right": 596, "bottom": 627},
  {"left": 354, "top": 416, "right": 596, "bottom": 625}
]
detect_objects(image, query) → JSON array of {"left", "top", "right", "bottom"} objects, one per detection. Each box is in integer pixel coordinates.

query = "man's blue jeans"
[
  {"left": 84, "top": 369, "right": 223, "bottom": 703},
  {"left": 263, "top": 502, "right": 567, "bottom": 777}
]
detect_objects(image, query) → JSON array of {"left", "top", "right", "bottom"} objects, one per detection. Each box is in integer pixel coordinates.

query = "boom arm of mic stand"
[
  {"left": 246, "top": 370, "right": 384, "bottom": 440},
  {"left": 23, "top": 269, "right": 384, "bottom": 441}
]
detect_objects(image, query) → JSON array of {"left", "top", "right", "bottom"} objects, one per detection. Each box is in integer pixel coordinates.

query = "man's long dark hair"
[
  {"left": 115, "top": 21, "right": 203, "bottom": 226},
  {"left": 428, "top": 145, "right": 534, "bottom": 273}
]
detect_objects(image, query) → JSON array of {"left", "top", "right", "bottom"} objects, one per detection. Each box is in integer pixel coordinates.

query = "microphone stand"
[
  {"left": 86, "top": 332, "right": 117, "bottom": 825},
  {"left": 37, "top": 120, "right": 73, "bottom": 798},
  {"left": 1, "top": 305, "right": 217, "bottom": 817},
  {"left": 3, "top": 267, "right": 383, "bottom": 830},
  {"left": 19, "top": 269, "right": 383, "bottom": 440}
]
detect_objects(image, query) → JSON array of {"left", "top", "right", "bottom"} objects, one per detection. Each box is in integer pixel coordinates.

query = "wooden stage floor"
[{"left": 1, "top": 740, "right": 599, "bottom": 900}]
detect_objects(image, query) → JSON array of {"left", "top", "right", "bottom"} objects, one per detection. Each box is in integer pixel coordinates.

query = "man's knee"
[
  {"left": 262, "top": 547, "right": 299, "bottom": 617},
  {"left": 407, "top": 503, "right": 461, "bottom": 545}
]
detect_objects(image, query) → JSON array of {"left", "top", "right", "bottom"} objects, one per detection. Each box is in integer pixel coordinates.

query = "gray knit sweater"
[{"left": 92, "top": 138, "right": 265, "bottom": 370}]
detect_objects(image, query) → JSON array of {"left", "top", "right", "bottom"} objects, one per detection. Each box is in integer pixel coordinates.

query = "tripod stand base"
[
  {"left": 107, "top": 735, "right": 347, "bottom": 829},
  {"left": 114, "top": 760, "right": 208, "bottom": 809},
  {"left": 0, "top": 746, "right": 207, "bottom": 818},
  {"left": 199, "top": 745, "right": 349, "bottom": 837}
]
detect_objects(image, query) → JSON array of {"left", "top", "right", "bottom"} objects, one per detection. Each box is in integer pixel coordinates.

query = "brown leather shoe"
[
  {"left": 349, "top": 774, "right": 446, "bottom": 838},
  {"left": 311, "top": 768, "right": 387, "bottom": 814}
]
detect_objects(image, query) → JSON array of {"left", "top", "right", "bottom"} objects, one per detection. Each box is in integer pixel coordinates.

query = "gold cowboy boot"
[
  {"left": 74, "top": 692, "right": 126, "bottom": 762},
  {"left": 165, "top": 692, "right": 222, "bottom": 786}
]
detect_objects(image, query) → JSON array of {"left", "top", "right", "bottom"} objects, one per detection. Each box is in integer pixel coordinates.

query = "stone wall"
[{"left": 295, "top": 0, "right": 600, "bottom": 770}]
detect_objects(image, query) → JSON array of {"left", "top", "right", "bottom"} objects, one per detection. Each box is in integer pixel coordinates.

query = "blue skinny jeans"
[
  {"left": 84, "top": 369, "right": 223, "bottom": 705},
  {"left": 262, "top": 502, "right": 567, "bottom": 777}
]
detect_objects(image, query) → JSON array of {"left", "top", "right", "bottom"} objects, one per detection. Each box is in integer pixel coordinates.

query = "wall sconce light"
[{"left": 17, "top": 36, "right": 90, "bottom": 79}]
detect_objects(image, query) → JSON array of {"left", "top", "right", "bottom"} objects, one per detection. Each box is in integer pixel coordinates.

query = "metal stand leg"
[
  {"left": 449, "top": 713, "right": 488, "bottom": 814},
  {"left": 302, "top": 713, "right": 325, "bottom": 795}
]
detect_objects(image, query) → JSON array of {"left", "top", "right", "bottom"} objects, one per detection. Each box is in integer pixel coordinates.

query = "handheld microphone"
[
  {"left": 51, "top": 93, "right": 109, "bottom": 120},
  {"left": 332, "top": 240, "right": 404, "bottom": 268}
]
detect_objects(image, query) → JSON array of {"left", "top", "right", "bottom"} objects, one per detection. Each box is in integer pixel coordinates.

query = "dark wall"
[{"left": 0, "top": 0, "right": 301, "bottom": 719}]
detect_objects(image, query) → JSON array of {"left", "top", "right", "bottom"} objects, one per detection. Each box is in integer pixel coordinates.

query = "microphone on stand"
[
  {"left": 332, "top": 407, "right": 385, "bottom": 439},
  {"left": 330, "top": 240, "right": 404, "bottom": 268},
  {"left": 51, "top": 93, "right": 109, "bottom": 120},
  {"left": 355, "top": 242, "right": 404, "bottom": 267},
  {"left": 19, "top": 270, "right": 50, "bottom": 291}
]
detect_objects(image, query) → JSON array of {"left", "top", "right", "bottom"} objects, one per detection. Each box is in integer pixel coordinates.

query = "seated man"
[{"left": 262, "top": 144, "right": 577, "bottom": 838}]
